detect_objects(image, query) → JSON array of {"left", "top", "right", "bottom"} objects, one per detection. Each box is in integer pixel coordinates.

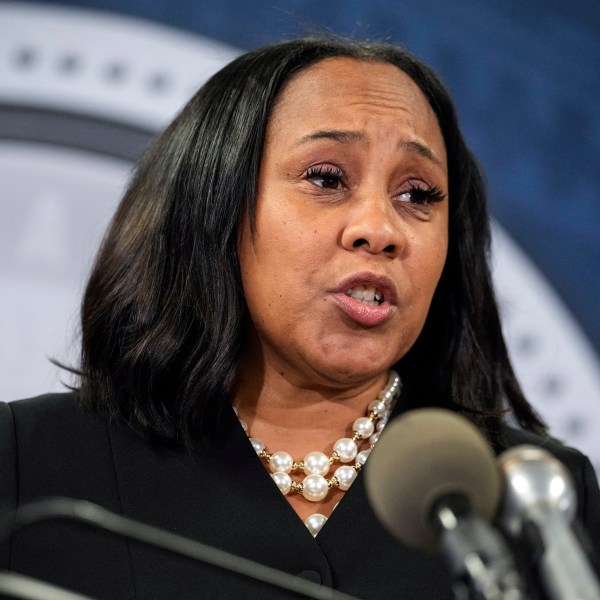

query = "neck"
[
  {"left": 232, "top": 365, "right": 401, "bottom": 534},
  {"left": 233, "top": 361, "right": 391, "bottom": 457}
]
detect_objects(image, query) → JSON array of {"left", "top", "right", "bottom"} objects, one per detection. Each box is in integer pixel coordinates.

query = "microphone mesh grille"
[{"left": 364, "top": 408, "right": 501, "bottom": 551}]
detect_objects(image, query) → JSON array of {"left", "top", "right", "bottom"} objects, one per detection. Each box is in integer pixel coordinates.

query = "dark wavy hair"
[{"left": 77, "top": 37, "right": 546, "bottom": 446}]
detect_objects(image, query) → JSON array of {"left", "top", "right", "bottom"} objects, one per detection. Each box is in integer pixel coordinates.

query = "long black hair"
[{"left": 77, "top": 37, "right": 546, "bottom": 445}]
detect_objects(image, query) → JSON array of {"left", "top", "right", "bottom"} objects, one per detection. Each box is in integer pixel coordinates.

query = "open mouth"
[{"left": 345, "top": 285, "right": 383, "bottom": 307}]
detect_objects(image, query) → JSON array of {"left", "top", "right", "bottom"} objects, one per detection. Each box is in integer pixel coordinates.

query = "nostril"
[
  {"left": 384, "top": 244, "right": 395, "bottom": 253},
  {"left": 353, "top": 238, "right": 368, "bottom": 248}
]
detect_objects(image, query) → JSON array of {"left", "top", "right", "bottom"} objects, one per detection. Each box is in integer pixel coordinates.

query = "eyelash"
[
  {"left": 305, "top": 165, "right": 446, "bottom": 205},
  {"left": 305, "top": 165, "right": 346, "bottom": 190},
  {"left": 398, "top": 184, "right": 446, "bottom": 205}
]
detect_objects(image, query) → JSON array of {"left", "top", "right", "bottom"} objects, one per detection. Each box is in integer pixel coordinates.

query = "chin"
[{"left": 312, "top": 353, "right": 398, "bottom": 385}]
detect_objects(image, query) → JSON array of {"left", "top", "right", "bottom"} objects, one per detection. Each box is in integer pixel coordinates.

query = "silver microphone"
[{"left": 499, "top": 445, "right": 600, "bottom": 600}]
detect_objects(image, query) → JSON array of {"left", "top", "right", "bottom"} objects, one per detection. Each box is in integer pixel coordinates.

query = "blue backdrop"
[{"left": 34, "top": 0, "right": 600, "bottom": 356}]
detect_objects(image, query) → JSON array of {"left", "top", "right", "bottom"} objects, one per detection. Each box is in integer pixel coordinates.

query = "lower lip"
[{"left": 332, "top": 293, "right": 395, "bottom": 327}]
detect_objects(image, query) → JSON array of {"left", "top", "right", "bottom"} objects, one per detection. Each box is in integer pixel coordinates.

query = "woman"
[{"left": 1, "top": 38, "right": 599, "bottom": 599}]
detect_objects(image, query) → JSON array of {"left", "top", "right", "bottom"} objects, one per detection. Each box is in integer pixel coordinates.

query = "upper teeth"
[{"left": 345, "top": 285, "right": 383, "bottom": 305}]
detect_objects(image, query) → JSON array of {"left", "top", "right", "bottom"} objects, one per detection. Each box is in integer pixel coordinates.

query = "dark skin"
[{"left": 235, "top": 57, "right": 449, "bottom": 524}]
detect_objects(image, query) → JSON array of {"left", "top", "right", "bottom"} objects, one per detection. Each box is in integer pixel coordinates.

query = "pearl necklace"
[{"left": 237, "top": 371, "right": 401, "bottom": 537}]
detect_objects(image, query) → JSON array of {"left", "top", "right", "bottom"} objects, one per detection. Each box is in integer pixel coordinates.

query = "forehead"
[{"left": 267, "top": 56, "right": 444, "bottom": 153}]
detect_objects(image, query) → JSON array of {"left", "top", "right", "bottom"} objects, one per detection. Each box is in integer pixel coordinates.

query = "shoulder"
[
  {"left": 2, "top": 392, "right": 107, "bottom": 445},
  {"left": 0, "top": 392, "right": 115, "bottom": 477},
  {"left": 3, "top": 391, "right": 76, "bottom": 421},
  {"left": 497, "top": 425, "right": 593, "bottom": 477},
  {"left": 0, "top": 394, "right": 137, "bottom": 588},
  {"left": 5, "top": 391, "right": 80, "bottom": 417},
  {"left": 1, "top": 392, "right": 125, "bottom": 511},
  {"left": 496, "top": 425, "right": 597, "bottom": 498}
]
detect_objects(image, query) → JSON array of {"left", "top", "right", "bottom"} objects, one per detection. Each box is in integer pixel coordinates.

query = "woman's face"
[{"left": 238, "top": 57, "right": 448, "bottom": 389}]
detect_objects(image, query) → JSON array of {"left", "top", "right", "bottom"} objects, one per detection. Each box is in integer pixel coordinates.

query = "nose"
[{"left": 340, "top": 196, "right": 405, "bottom": 259}]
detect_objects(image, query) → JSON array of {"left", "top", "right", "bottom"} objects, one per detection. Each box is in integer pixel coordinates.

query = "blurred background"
[{"left": 1, "top": 0, "right": 599, "bottom": 471}]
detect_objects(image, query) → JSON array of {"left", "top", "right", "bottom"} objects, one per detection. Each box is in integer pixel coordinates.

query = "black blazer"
[{"left": 1, "top": 393, "right": 599, "bottom": 599}]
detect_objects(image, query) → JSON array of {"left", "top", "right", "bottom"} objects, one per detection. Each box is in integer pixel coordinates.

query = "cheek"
[
  {"left": 238, "top": 222, "right": 314, "bottom": 313},
  {"left": 256, "top": 213, "right": 331, "bottom": 277},
  {"left": 430, "top": 242, "right": 448, "bottom": 288},
  {"left": 412, "top": 233, "right": 448, "bottom": 297}
]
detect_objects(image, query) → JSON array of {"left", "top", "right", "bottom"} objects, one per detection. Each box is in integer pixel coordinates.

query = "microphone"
[
  {"left": 364, "top": 408, "right": 526, "bottom": 600},
  {"left": 498, "top": 445, "right": 600, "bottom": 600}
]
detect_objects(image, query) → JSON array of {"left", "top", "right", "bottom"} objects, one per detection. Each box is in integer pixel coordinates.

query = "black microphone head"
[{"left": 364, "top": 408, "right": 501, "bottom": 552}]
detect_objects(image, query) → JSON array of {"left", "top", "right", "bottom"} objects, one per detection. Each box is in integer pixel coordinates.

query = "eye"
[
  {"left": 305, "top": 165, "right": 346, "bottom": 190},
  {"left": 397, "top": 183, "right": 446, "bottom": 205}
]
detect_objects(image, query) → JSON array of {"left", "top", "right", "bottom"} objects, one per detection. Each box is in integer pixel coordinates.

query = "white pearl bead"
[
  {"left": 334, "top": 466, "right": 357, "bottom": 491},
  {"left": 250, "top": 437, "right": 265, "bottom": 454},
  {"left": 302, "top": 474, "right": 329, "bottom": 502},
  {"left": 303, "top": 451, "right": 330, "bottom": 476},
  {"left": 271, "top": 471, "right": 292, "bottom": 495},
  {"left": 269, "top": 451, "right": 293, "bottom": 474},
  {"left": 333, "top": 438, "right": 357, "bottom": 463},
  {"left": 368, "top": 400, "right": 387, "bottom": 417},
  {"left": 353, "top": 417, "right": 374, "bottom": 439},
  {"left": 376, "top": 417, "right": 388, "bottom": 432},
  {"left": 304, "top": 513, "right": 327, "bottom": 537},
  {"left": 369, "top": 432, "right": 380, "bottom": 448},
  {"left": 356, "top": 449, "right": 370, "bottom": 465},
  {"left": 377, "top": 389, "right": 391, "bottom": 401}
]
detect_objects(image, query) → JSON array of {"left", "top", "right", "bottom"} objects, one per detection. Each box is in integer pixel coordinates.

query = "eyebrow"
[
  {"left": 296, "top": 129, "right": 443, "bottom": 166},
  {"left": 398, "top": 140, "right": 443, "bottom": 166},
  {"left": 297, "top": 129, "right": 364, "bottom": 145}
]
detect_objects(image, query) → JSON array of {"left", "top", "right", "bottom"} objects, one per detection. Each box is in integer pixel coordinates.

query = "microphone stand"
[
  {"left": 527, "top": 504, "right": 600, "bottom": 600},
  {"left": 0, "top": 571, "right": 93, "bottom": 600},
  {"left": 0, "top": 497, "right": 360, "bottom": 600}
]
